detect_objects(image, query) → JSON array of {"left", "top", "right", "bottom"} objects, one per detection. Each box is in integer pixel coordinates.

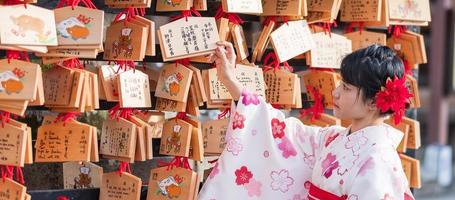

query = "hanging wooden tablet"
[
  {"left": 202, "top": 69, "right": 230, "bottom": 108},
  {"left": 340, "top": 0, "right": 381, "bottom": 22},
  {"left": 35, "top": 121, "right": 92, "bottom": 162},
  {"left": 307, "top": 0, "right": 342, "bottom": 22},
  {"left": 186, "top": 85, "right": 200, "bottom": 116},
  {"left": 24, "top": 127, "right": 33, "bottom": 164},
  {"left": 90, "top": 126, "right": 99, "bottom": 162},
  {"left": 0, "top": 59, "right": 40, "bottom": 102},
  {"left": 63, "top": 161, "right": 103, "bottom": 189},
  {"left": 302, "top": 70, "right": 340, "bottom": 109},
  {"left": 217, "top": 17, "right": 232, "bottom": 42},
  {"left": 385, "top": 117, "right": 410, "bottom": 153},
  {"left": 54, "top": 6, "right": 104, "bottom": 46},
  {"left": 387, "top": 35, "right": 424, "bottom": 65},
  {"left": 234, "top": 64, "right": 266, "bottom": 97},
  {"left": 0, "top": 4, "right": 57, "bottom": 46},
  {"left": 146, "top": 166, "right": 198, "bottom": 200},
  {"left": 252, "top": 20, "right": 275, "bottom": 63},
  {"left": 98, "top": 64, "right": 120, "bottom": 102},
  {"left": 156, "top": 97, "right": 187, "bottom": 112},
  {"left": 129, "top": 115, "right": 154, "bottom": 160},
  {"left": 401, "top": 117, "right": 421, "bottom": 150},
  {"left": 262, "top": 0, "right": 303, "bottom": 16},
  {"left": 100, "top": 172, "right": 142, "bottom": 200},
  {"left": 117, "top": 69, "right": 152, "bottom": 108},
  {"left": 155, "top": 63, "right": 193, "bottom": 102},
  {"left": 104, "top": 20, "right": 147, "bottom": 61},
  {"left": 29, "top": 67, "right": 45, "bottom": 106},
  {"left": 405, "top": 74, "right": 421, "bottom": 108},
  {"left": 264, "top": 69, "right": 297, "bottom": 105},
  {"left": 344, "top": 30, "right": 386, "bottom": 51},
  {"left": 402, "top": 31, "right": 427, "bottom": 64},
  {"left": 0, "top": 178, "right": 26, "bottom": 200},
  {"left": 399, "top": 154, "right": 421, "bottom": 188},
  {"left": 156, "top": 0, "right": 193, "bottom": 11},
  {"left": 185, "top": 117, "right": 204, "bottom": 161},
  {"left": 133, "top": 124, "right": 146, "bottom": 161},
  {"left": 100, "top": 118, "right": 137, "bottom": 160},
  {"left": 158, "top": 17, "right": 220, "bottom": 61},
  {"left": 160, "top": 118, "right": 193, "bottom": 157},
  {"left": 0, "top": 122, "right": 27, "bottom": 167},
  {"left": 134, "top": 16, "right": 156, "bottom": 56},
  {"left": 43, "top": 66, "right": 76, "bottom": 106},
  {"left": 307, "top": 32, "right": 352, "bottom": 69},
  {"left": 202, "top": 118, "right": 228, "bottom": 155},
  {"left": 221, "top": 0, "right": 263, "bottom": 14},
  {"left": 187, "top": 65, "right": 207, "bottom": 105},
  {"left": 270, "top": 20, "right": 315, "bottom": 63},
  {"left": 230, "top": 24, "right": 249, "bottom": 62},
  {"left": 105, "top": 0, "right": 151, "bottom": 8},
  {"left": 388, "top": 0, "right": 431, "bottom": 22}
]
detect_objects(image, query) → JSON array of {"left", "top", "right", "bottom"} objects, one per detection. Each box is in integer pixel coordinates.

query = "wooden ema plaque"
[
  {"left": 0, "top": 123, "right": 27, "bottom": 167},
  {"left": 99, "top": 172, "right": 142, "bottom": 200},
  {"left": 270, "top": 20, "right": 315, "bottom": 63},
  {"left": 252, "top": 20, "right": 275, "bottom": 63},
  {"left": 155, "top": 97, "right": 187, "bottom": 112},
  {"left": 105, "top": 0, "right": 151, "bottom": 8},
  {"left": 399, "top": 154, "right": 421, "bottom": 188},
  {"left": 384, "top": 118, "right": 410, "bottom": 153},
  {"left": 0, "top": 59, "right": 40, "bottom": 101},
  {"left": 160, "top": 118, "right": 193, "bottom": 157},
  {"left": 100, "top": 118, "right": 137, "bottom": 160},
  {"left": 193, "top": 0, "right": 208, "bottom": 11},
  {"left": 146, "top": 166, "right": 198, "bottom": 200},
  {"left": 344, "top": 30, "right": 386, "bottom": 51},
  {"left": 262, "top": 0, "right": 303, "bottom": 16},
  {"left": 63, "top": 161, "right": 103, "bottom": 189},
  {"left": 35, "top": 121, "right": 92, "bottom": 162},
  {"left": 302, "top": 70, "right": 340, "bottom": 109},
  {"left": 99, "top": 64, "right": 120, "bottom": 102},
  {"left": 104, "top": 20, "right": 147, "bottom": 61},
  {"left": 231, "top": 24, "right": 249, "bottom": 62},
  {"left": 222, "top": 0, "right": 263, "bottom": 14},
  {"left": 340, "top": 0, "right": 381, "bottom": 22},
  {"left": 43, "top": 66, "right": 77, "bottom": 106},
  {"left": 307, "top": 32, "right": 352, "bottom": 69},
  {"left": 202, "top": 118, "right": 229, "bottom": 155},
  {"left": 156, "top": 0, "right": 192, "bottom": 11},
  {"left": 388, "top": 0, "right": 431, "bottom": 22},
  {"left": 405, "top": 74, "right": 421, "bottom": 108},
  {"left": 0, "top": 178, "right": 26, "bottom": 200},
  {"left": 402, "top": 117, "right": 421, "bottom": 149},
  {"left": 117, "top": 69, "right": 152, "bottom": 108},
  {"left": 155, "top": 63, "right": 193, "bottom": 103},
  {"left": 158, "top": 17, "right": 220, "bottom": 61},
  {"left": 54, "top": 6, "right": 104, "bottom": 46},
  {"left": 185, "top": 117, "right": 204, "bottom": 161},
  {"left": 264, "top": 69, "right": 297, "bottom": 105},
  {"left": 0, "top": 4, "right": 58, "bottom": 46}
]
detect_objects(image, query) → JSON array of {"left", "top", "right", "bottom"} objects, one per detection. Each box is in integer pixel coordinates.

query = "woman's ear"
[{"left": 366, "top": 99, "right": 378, "bottom": 111}]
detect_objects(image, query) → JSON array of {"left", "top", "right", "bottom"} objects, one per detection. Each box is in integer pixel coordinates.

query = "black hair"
[{"left": 340, "top": 44, "right": 405, "bottom": 115}]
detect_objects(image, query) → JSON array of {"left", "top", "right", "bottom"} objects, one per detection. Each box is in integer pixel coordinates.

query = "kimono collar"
[{"left": 345, "top": 124, "right": 403, "bottom": 149}]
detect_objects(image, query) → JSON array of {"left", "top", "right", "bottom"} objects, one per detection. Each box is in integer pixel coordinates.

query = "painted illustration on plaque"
[
  {"left": 163, "top": 0, "right": 183, "bottom": 7},
  {"left": 163, "top": 72, "right": 183, "bottom": 96},
  {"left": 155, "top": 174, "right": 183, "bottom": 198},
  {"left": 112, "top": 28, "right": 134, "bottom": 58},
  {"left": 73, "top": 164, "right": 93, "bottom": 189},
  {"left": 57, "top": 15, "right": 93, "bottom": 40},
  {"left": 0, "top": 68, "right": 25, "bottom": 95},
  {"left": 9, "top": 15, "right": 55, "bottom": 43},
  {"left": 165, "top": 124, "right": 182, "bottom": 154}
]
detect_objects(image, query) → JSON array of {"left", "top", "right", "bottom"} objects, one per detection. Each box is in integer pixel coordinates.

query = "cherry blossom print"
[
  {"left": 337, "top": 155, "right": 359, "bottom": 176},
  {"left": 321, "top": 153, "right": 339, "bottom": 178},
  {"left": 270, "top": 169, "right": 294, "bottom": 193},
  {"left": 232, "top": 112, "right": 246, "bottom": 130},
  {"left": 209, "top": 162, "right": 220, "bottom": 179},
  {"left": 226, "top": 136, "right": 243, "bottom": 156},
  {"left": 271, "top": 118, "right": 286, "bottom": 139},
  {"left": 235, "top": 166, "right": 253, "bottom": 185},
  {"left": 348, "top": 194, "right": 359, "bottom": 200},
  {"left": 345, "top": 132, "right": 368, "bottom": 155},
  {"left": 244, "top": 178, "right": 262, "bottom": 197},
  {"left": 303, "top": 152, "right": 316, "bottom": 168},
  {"left": 241, "top": 90, "right": 260, "bottom": 106},
  {"left": 278, "top": 136, "right": 297, "bottom": 158}
]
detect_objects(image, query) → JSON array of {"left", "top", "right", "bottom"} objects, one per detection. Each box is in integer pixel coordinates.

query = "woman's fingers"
[{"left": 215, "top": 46, "right": 229, "bottom": 65}]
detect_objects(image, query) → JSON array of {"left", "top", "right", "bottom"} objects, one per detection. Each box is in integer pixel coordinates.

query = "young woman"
[{"left": 198, "top": 41, "right": 415, "bottom": 200}]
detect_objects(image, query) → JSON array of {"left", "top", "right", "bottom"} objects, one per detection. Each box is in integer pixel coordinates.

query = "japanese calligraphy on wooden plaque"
[
  {"left": 98, "top": 64, "right": 119, "bottom": 102},
  {"left": 202, "top": 118, "right": 229, "bottom": 155},
  {"left": 405, "top": 74, "right": 420, "bottom": 108},
  {"left": 0, "top": 4, "right": 57, "bottom": 46},
  {"left": 117, "top": 69, "right": 151, "bottom": 108},
  {"left": 63, "top": 161, "right": 103, "bottom": 189},
  {"left": 35, "top": 122, "right": 92, "bottom": 162},
  {"left": 100, "top": 172, "right": 141, "bottom": 200},
  {"left": 54, "top": 6, "right": 104, "bottom": 46},
  {"left": 270, "top": 20, "right": 315, "bottom": 63},
  {"left": 344, "top": 30, "right": 386, "bottom": 51},
  {"left": 264, "top": 70, "right": 297, "bottom": 105},
  {"left": 302, "top": 70, "right": 340, "bottom": 109},
  {"left": 0, "top": 178, "right": 26, "bottom": 200},
  {"left": 222, "top": 0, "right": 263, "bottom": 14},
  {"left": 155, "top": 63, "right": 193, "bottom": 102},
  {"left": 156, "top": 0, "right": 192, "bottom": 11},
  {"left": 146, "top": 166, "right": 198, "bottom": 200},
  {"left": 43, "top": 66, "right": 76, "bottom": 106},
  {"left": 0, "top": 123, "right": 27, "bottom": 167},
  {"left": 160, "top": 118, "right": 193, "bottom": 157},
  {"left": 158, "top": 17, "right": 220, "bottom": 61},
  {"left": 308, "top": 32, "right": 352, "bottom": 69},
  {"left": 262, "top": 0, "right": 304, "bottom": 16},
  {"left": 100, "top": 118, "right": 137, "bottom": 160},
  {"left": 340, "top": 0, "right": 381, "bottom": 22}
]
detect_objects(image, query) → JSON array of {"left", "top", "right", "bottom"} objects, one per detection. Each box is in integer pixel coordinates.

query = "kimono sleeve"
[{"left": 346, "top": 147, "right": 415, "bottom": 200}]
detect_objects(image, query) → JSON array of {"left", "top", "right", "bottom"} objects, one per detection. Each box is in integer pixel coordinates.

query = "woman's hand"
[{"left": 209, "top": 41, "right": 243, "bottom": 100}]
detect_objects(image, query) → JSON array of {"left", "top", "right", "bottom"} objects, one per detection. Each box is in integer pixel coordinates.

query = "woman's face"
[{"left": 332, "top": 81, "right": 373, "bottom": 120}]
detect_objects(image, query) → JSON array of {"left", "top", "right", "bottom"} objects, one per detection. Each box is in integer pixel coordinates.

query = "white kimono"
[{"left": 199, "top": 90, "right": 415, "bottom": 200}]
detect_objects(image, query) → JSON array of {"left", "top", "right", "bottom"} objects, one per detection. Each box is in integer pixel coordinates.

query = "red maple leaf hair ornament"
[{"left": 375, "top": 76, "right": 413, "bottom": 125}]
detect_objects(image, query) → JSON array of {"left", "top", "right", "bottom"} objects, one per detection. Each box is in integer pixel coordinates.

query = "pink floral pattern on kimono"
[
  {"left": 345, "top": 133, "right": 368, "bottom": 155},
  {"left": 235, "top": 166, "right": 253, "bottom": 185},
  {"left": 245, "top": 178, "right": 262, "bottom": 197},
  {"left": 242, "top": 90, "right": 260, "bottom": 106},
  {"left": 270, "top": 169, "right": 294, "bottom": 193},
  {"left": 232, "top": 112, "right": 246, "bottom": 130},
  {"left": 321, "top": 153, "right": 339, "bottom": 178},
  {"left": 278, "top": 136, "right": 297, "bottom": 158},
  {"left": 271, "top": 118, "right": 286, "bottom": 139},
  {"left": 227, "top": 136, "right": 243, "bottom": 156},
  {"left": 209, "top": 162, "right": 220, "bottom": 179}
]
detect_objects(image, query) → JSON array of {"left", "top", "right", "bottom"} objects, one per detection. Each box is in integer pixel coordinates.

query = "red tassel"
[
  {"left": 53, "top": 112, "right": 80, "bottom": 126},
  {"left": 2, "top": 0, "right": 27, "bottom": 8},
  {"left": 0, "top": 111, "right": 11, "bottom": 128},
  {"left": 300, "top": 86, "right": 324, "bottom": 122},
  {"left": 171, "top": 7, "right": 201, "bottom": 22},
  {"left": 217, "top": 108, "right": 231, "bottom": 119},
  {"left": 214, "top": 6, "right": 244, "bottom": 25},
  {"left": 117, "top": 161, "right": 131, "bottom": 176},
  {"left": 56, "top": 196, "right": 70, "bottom": 200}
]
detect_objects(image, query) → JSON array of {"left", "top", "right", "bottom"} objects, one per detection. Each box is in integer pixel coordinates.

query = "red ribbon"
[
  {"left": 56, "top": 0, "right": 97, "bottom": 9},
  {"left": 311, "top": 21, "right": 338, "bottom": 37},
  {"left": 108, "top": 104, "right": 136, "bottom": 121},
  {"left": 117, "top": 161, "right": 131, "bottom": 176},
  {"left": 0, "top": 111, "right": 11, "bottom": 128},
  {"left": 114, "top": 60, "right": 136, "bottom": 73},
  {"left": 61, "top": 58, "right": 83, "bottom": 69},
  {"left": 214, "top": 6, "right": 244, "bottom": 25},
  {"left": 2, "top": 0, "right": 27, "bottom": 8},
  {"left": 15, "top": 166, "right": 24, "bottom": 185},
  {"left": 171, "top": 7, "right": 201, "bottom": 22},
  {"left": 56, "top": 196, "right": 70, "bottom": 200},
  {"left": 262, "top": 52, "right": 293, "bottom": 72},
  {"left": 217, "top": 108, "right": 231, "bottom": 119},
  {"left": 175, "top": 112, "right": 187, "bottom": 120},
  {"left": 175, "top": 58, "right": 191, "bottom": 68},
  {"left": 158, "top": 156, "right": 192, "bottom": 171},
  {"left": 345, "top": 22, "right": 364, "bottom": 34},
  {"left": 300, "top": 86, "right": 324, "bottom": 122},
  {"left": 262, "top": 16, "right": 288, "bottom": 26},
  {"left": 53, "top": 112, "right": 80, "bottom": 126},
  {"left": 5, "top": 50, "right": 29, "bottom": 63},
  {"left": 0, "top": 166, "right": 14, "bottom": 182},
  {"left": 388, "top": 25, "right": 407, "bottom": 38}
]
